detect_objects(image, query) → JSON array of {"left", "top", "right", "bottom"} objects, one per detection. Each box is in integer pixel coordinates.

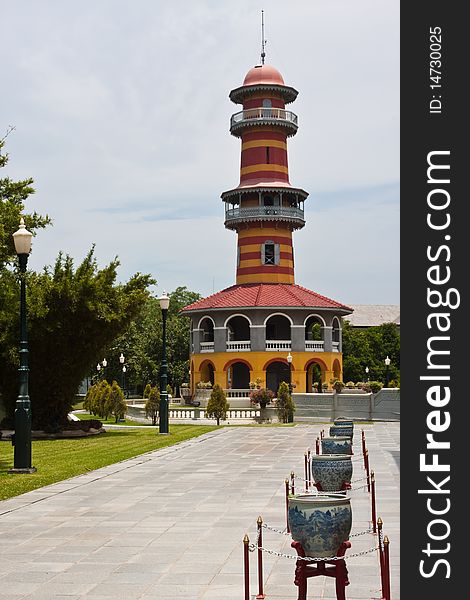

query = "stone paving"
[{"left": 0, "top": 422, "right": 399, "bottom": 599}]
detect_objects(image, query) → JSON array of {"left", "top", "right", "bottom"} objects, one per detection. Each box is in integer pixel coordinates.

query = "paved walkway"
[{"left": 0, "top": 423, "right": 399, "bottom": 599}]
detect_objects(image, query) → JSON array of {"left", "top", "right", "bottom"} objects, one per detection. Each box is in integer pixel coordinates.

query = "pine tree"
[
  {"left": 276, "top": 381, "right": 296, "bottom": 423},
  {"left": 145, "top": 386, "right": 160, "bottom": 425},
  {"left": 108, "top": 380, "right": 127, "bottom": 423},
  {"left": 206, "top": 384, "right": 229, "bottom": 426}
]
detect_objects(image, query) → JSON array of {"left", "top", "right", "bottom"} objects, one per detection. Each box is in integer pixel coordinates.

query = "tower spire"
[{"left": 260, "top": 10, "right": 266, "bottom": 65}]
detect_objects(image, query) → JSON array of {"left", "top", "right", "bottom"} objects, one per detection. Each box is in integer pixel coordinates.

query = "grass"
[
  {"left": 0, "top": 425, "right": 217, "bottom": 501},
  {"left": 74, "top": 412, "right": 151, "bottom": 426}
]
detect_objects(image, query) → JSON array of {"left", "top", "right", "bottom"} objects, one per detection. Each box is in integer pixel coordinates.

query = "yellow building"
[{"left": 182, "top": 62, "right": 352, "bottom": 398}]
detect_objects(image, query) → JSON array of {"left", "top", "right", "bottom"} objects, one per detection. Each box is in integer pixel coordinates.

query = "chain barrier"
[
  {"left": 262, "top": 522, "right": 373, "bottom": 539},
  {"left": 248, "top": 542, "right": 379, "bottom": 562},
  {"left": 289, "top": 481, "right": 368, "bottom": 493}
]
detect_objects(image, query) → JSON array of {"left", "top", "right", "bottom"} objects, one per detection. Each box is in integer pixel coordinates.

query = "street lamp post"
[
  {"left": 122, "top": 365, "right": 127, "bottom": 397},
  {"left": 384, "top": 356, "right": 391, "bottom": 387},
  {"left": 158, "top": 292, "right": 170, "bottom": 434},
  {"left": 9, "top": 218, "right": 36, "bottom": 474},
  {"left": 286, "top": 352, "right": 293, "bottom": 394},
  {"left": 119, "top": 353, "right": 125, "bottom": 389},
  {"left": 365, "top": 366, "right": 369, "bottom": 382}
]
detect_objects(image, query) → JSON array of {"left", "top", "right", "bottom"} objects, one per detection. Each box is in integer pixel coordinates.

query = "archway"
[
  {"left": 305, "top": 315, "right": 325, "bottom": 345},
  {"left": 200, "top": 360, "right": 215, "bottom": 386},
  {"left": 227, "top": 361, "right": 251, "bottom": 389},
  {"left": 305, "top": 359, "right": 327, "bottom": 393},
  {"left": 333, "top": 359, "right": 341, "bottom": 382},
  {"left": 199, "top": 317, "right": 214, "bottom": 342},
  {"left": 332, "top": 317, "right": 341, "bottom": 345},
  {"left": 266, "top": 360, "right": 291, "bottom": 395},
  {"left": 265, "top": 314, "right": 291, "bottom": 341},
  {"left": 226, "top": 315, "right": 250, "bottom": 341}
]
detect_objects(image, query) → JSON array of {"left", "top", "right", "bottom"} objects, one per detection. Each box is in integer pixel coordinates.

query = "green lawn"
[
  {"left": 0, "top": 425, "right": 217, "bottom": 501},
  {"left": 74, "top": 412, "right": 151, "bottom": 426}
]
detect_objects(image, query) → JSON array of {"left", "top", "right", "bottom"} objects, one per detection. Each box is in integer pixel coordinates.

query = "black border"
[{"left": 401, "top": 3, "right": 466, "bottom": 597}]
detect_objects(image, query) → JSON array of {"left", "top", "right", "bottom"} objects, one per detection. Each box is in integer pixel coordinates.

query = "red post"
[
  {"left": 256, "top": 516, "right": 265, "bottom": 599},
  {"left": 361, "top": 429, "right": 366, "bottom": 467},
  {"left": 304, "top": 452, "right": 309, "bottom": 492},
  {"left": 291, "top": 471, "right": 295, "bottom": 496},
  {"left": 383, "top": 536, "right": 391, "bottom": 600},
  {"left": 285, "top": 478, "right": 290, "bottom": 533},
  {"left": 307, "top": 448, "right": 311, "bottom": 485},
  {"left": 371, "top": 471, "right": 377, "bottom": 533},
  {"left": 377, "top": 517, "right": 385, "bottom": 596},
  {"left": 365, "top": 449, "right": 370, "bottom": 492},
  {"left": 243, "top": 534, "right": 250, "bottom": 600}
]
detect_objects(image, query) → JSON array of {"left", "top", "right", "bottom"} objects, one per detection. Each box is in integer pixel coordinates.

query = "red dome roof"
[{"left": 243, "top": 64, "right": 285, "bottom": 86}]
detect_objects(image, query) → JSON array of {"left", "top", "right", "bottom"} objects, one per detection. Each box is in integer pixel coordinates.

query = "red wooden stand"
[{"left": 291, "top": 540, "right": 351, "bottom": 600}]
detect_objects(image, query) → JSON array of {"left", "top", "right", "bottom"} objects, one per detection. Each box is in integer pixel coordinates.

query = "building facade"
[{"left": 182, "top": 62, "right": 352, "bottom": 395}]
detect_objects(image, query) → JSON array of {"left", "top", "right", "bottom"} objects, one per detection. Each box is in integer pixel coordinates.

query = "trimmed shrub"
[
  {"left": 143, "top": 383, "right": 152, "bottom": 399},
  {"left": 276, "top": 381, "right": 296, "bottom": 423},
  {"left": 108, "top": 380, "right": 127, "bottom": 423},
  {"left": 206, "top": 384, "right": 230, "bottom": 425},
  {"left": 145, "top": 386, "right": 160, "bottom": 425}
]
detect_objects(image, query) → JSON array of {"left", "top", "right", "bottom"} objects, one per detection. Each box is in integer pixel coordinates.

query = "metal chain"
[
  {"left": 261, "top": 522, "right": 373, "bottom": 539},
  {"left": 248, "top": 543, "right": 379, "bottom": 562},
  {"left": 262, "top": 523, "right": 290, "bottom": 535}
]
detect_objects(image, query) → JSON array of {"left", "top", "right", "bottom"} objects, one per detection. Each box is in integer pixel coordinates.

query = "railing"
[
  {"left": 231, "top": 107, "right": 298, "bottom": 129},
  {"left": 225, "top": 206, "right": 304, "bottom": 222},
  {"left": 332, "top": 342, "right": 340, "bottom": 352},
  {"left": 305, "top": 340, "right": 324, "bottom": 351},
  {"left": 225, "top": 389, "right": 252, "bottom": 398},
  {"left": 265, "top": 340, "right": 291, "bottom": 351},
  {"left": 168, "top": 408, "right": 261, "bottom": 419},
  {"left": 226, "top": 340, "right": 251, "bottom": 351},
  {"left": 200, "top": 342, "right": 215, "bottom": 353}
]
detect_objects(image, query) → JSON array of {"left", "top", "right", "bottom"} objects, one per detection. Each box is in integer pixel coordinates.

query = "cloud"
[{"left": 2, "top": 0, "right": 399, "bottom": 304}]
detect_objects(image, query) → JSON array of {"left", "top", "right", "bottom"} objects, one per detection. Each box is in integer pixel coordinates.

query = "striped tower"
[{"left": 222, "top": 64, "right": 308, "bottom": 285}]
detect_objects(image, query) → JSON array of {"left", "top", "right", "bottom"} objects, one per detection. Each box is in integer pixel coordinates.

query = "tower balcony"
[
  {"left": 230, "top": 107, "right": 298, "bottom": 137},
  {"left": 224, "top": 204, "right": 305, "bottom": 230}
]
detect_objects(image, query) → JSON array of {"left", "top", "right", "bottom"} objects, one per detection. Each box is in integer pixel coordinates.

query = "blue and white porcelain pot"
[
  {"left": 329, "top": 425, "right": 354, "bottom": 439},
  {"left": 288, "top": 493, "right": 352, "bottom": 558},
  {"left": 321, "top": 436, "right": 352, "bottom": 455},
  {"left": 334, "top": 418, "right": 354, "bottom": 427},
  {"left": 311, "top": 454, "right": 352, "bottom": 492}
]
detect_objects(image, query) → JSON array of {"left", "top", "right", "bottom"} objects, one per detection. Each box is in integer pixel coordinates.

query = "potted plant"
[
  {"left": 333, "top": 380, "right": 345, "bottom": 393},
  {"left": 249, "top": 387, "right": 274, "bottom": 422}
]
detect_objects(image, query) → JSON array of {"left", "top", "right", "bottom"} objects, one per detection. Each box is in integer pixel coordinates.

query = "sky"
[{"left": 1, "top": 0, "right": 399, "bottom": 305}]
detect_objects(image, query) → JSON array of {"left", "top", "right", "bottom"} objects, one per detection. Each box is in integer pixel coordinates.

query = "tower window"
[{"left": 261, "top": 241, "right": 280, "bottom": 265}]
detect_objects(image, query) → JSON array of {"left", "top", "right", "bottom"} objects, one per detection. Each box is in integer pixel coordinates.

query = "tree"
[
  {"left": 206, "top": 384, "right": 229, "bottom": 426},
  {"left": 108, "top": 381, "right": 127, "bottom": 423},
  {"left": 143, "top": 383, "right": 152, "bottom": 399},
  {"left": 145, "top": 386, "right": 160, "bottom": 425},
  {"left": 0, "top": 249, "right": 153, "bottom": 430},
  {"left": 341, "top": 321, "right": 400, "bottom": 384},
  {"left": 0, "top": 135, "right": 51, "bottom": 268},
  {"left": 276, "top": 381, "right": 296, "bottom": 423}
]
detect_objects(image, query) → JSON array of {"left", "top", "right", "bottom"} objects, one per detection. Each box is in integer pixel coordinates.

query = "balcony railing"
[
  {"left": 226, "top": 341, "right": 251, "bottom": 352},
  {"left": 266, "top": 340, "right": 292, "bottom": 351},
  {"left": 225, "top": 205, "right": 304, "bottom": 225},
  {"left": 305, "top": 340, "right": 324, "bottom": 351},
  {"left": 200, "top": 342, "right": 214, "bottom": 353},
  {"left": 230, "top": 107, "right": 298, "bottom": 133}
]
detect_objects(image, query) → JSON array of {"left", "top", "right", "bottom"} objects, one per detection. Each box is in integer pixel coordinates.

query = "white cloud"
[{"left": 2, "top": 0, "right": 399, "bottom": 304}]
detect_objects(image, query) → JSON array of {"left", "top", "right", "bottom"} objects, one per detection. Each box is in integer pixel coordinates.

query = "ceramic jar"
[
  {"left": 334, "top": 418, "right": 354, "bottom": 427},
  {"left": 321, "top": 436, "right": 352, "bottom": 455},
  {"left": 329, "top": 424, "right": 354, "bottom": 439},
  {"left": 288, "top": 493, "right": 352, "bottom": 558},
  {"left": 311, "top": 454, "right": 352, "bottom": 492}
]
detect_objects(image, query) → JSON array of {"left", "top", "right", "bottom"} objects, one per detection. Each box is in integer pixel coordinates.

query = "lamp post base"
[{"left": 8, "top": 466, "right": 37, "bottom": 474}]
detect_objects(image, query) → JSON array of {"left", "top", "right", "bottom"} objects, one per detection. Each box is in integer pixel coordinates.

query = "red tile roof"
[{"left": 181, "top": 284, "right": 352, "bottom": 313}]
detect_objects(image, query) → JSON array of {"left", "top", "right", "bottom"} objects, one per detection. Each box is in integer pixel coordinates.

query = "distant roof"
[
  {"left": 345, "top": 305, "right": 400, "bottom": 327},
  {"left": 181, "top": 283, "right": 352, "bottom": 313}
]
